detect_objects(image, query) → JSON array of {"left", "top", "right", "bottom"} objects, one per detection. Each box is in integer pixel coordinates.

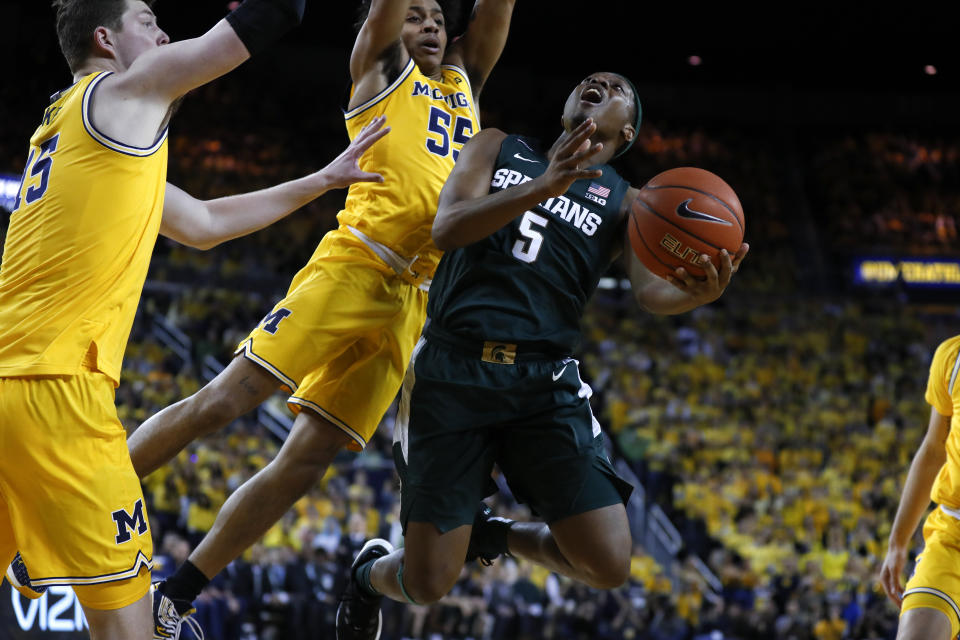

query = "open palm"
[{"left": 320, "top": 115, "right": 390, "bottom": 190}]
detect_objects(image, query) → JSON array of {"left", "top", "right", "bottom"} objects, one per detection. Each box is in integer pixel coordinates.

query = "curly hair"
[
  {"left": 51, "top": 0, "right": 154, "bottom": 72},
  {"left": 353, "top": 0, "right": 464, "bottom": 36}
]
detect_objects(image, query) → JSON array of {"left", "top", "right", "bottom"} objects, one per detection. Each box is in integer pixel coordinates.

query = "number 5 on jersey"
[
  {"left": 425, "top": 106, "right": 473, "bottom": 161},
  {"left": 512, "top": 211, "right": 549, "bottom": 263}
]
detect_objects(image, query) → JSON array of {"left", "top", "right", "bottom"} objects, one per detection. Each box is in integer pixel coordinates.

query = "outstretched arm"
[
  {"left": 93, "top": 0, "right": 304, "bottom": 146},
  {"left": 349, "top": 0, "right": 413, "bottom": 106},
  {"left": 445, "top": 0, "right": 517, "bottom": 96},
  {"left": 622, "top": 187, "right": 748, "bottom": 314},
  {"left": 879, "top": 407, "right": 950, "bottom": 607},
  {"left": 114, "top": 0, "right": 305, "bottom": 101},
  {"left": 433, "top": 119, "right": 603, "bottom": 250},
  {"left": 161, "top": 117, "right": 388, "bottom": 250}
]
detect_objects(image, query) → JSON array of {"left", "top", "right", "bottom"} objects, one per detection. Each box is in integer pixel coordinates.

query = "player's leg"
[
  {"left": 128, "top": 240, "right": 368, "bottom": 479},
  {"left": 158, "top": 408, "right": 352, "bottom": 610},
  {"left": 896, "top": 606, "right": 954, "bottom": 640},
  {"left": 487, "top": 359, "right": 634, "bottom": 589},
  {"left": 1, "top": 375, "right": 157, "bottom": 638},
  {"left": 76, "top": 580, "right": 153, "bottom": 640},
  {"left": 128, "top": 354, "right": 281, "bottom": 477},
  {"left": 506, "top": 504, "right": 631, "bottom": 589},
  {"left": 367, "top": 522, "right": 474, "bottom": 604},
  {"left": 891, "top": 508, "right": 960, "bottom": 640},
  {"left": 336, "top": 336, "right": 497, "bottom": 640},
  {"left": 194, "top": 409, "right": 352, "bottom": 574}
]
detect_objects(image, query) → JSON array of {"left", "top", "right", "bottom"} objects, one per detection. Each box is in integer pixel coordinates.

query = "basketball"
[{"left": 628, "top": 167, "right": 745, "bottom": 280}]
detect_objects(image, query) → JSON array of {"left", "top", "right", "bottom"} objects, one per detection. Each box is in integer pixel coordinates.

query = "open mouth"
[
  {"left": 581, "top": 86, "right": 603, "bottom": 104},
  {"left": 421, "top": 38, "right": 441, "bottom": 54}
]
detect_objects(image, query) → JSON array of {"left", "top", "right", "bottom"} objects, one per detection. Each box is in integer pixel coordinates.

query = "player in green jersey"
[{"left": 336, "top": 72, "right": 749, "bottom": 639}]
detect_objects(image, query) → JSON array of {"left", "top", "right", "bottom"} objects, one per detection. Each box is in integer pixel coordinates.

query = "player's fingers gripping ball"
[{"left": 628, "top": 167, "right": 745, "bottom": 279}]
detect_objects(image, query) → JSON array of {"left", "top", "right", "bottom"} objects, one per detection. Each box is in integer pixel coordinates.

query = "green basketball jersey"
[{"left": 427, "top": 134, "right": 630, "bottom": 354}]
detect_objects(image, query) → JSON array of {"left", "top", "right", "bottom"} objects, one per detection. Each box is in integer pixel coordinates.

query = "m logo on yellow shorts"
[
  {"left": 261, "top": 308, "right": 293, "bottom": 335},
  {"left": 112, "top": 499, "right": 148, "bottom": 544}
]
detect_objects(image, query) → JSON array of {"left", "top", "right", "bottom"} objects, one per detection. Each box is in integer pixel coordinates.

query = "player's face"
[
  {"left": 110, "top": 1, "right": 170, "bottom": 69},
  {"left": 401, "top": 0, "right": 447, "bottom": 74},
  {"left": 562, "top": 72, "right": 635, "bottom": 149}
]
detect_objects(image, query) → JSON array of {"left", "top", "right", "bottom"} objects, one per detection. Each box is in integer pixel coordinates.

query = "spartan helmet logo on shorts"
[
  {"left": 482, "top": 341, "right": 517, "bottom": 365},
  {"left": 112, "top": 499, "right": 149, "bottom": 544}
]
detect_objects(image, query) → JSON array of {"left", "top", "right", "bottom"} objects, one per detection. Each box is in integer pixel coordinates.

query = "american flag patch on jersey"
[{"left": 587, "top": 182, "right": 611, "bottom": 198}]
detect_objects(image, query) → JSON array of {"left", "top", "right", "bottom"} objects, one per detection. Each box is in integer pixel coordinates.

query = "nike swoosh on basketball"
[
  {"left": 514, "top": 153, "right": 540, "bottom": 163},
  {"left": 675, "top": 198, "right": 732, "bottom": 225},
  {"left": 552, "top": 365, "right": 568, "bottom": 381}
]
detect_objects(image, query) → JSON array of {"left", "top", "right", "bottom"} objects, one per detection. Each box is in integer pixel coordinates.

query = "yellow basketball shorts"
[
  {"left": 0, "top": 373, "right": 152, "bottom": 610},
  {"left": 903, "top": 505, "right": 960, "bottom": 637},
  {"left": 236, "top": 227, "right": 429, "bottom": 451}
]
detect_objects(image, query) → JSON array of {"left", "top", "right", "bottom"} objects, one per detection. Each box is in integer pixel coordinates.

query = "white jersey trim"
[
  {"left": 395, "top": 336, "right": 427, "bottom": 463},
  {"left": 31, "top": 551, "right": 152, "bottom": 587},
  {"left": 949, "top": 348, "right": 960, "bottom": 395},
  {"left": 902, "top": 585, "right": 960, "bottom": 622},
  {"left": 82, "top": 72, "right": 168, "bottom": 157},
  {"left": 287, "top": 397, "right": 367, "bottom": 450},
  {"left": 344, "top": 58, "right": 417, "bottom": 120},
  {"left": 347, "top": 226, "right": 432, "bottom": 291}
]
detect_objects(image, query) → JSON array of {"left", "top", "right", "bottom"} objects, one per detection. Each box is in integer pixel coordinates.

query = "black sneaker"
[
  {"left": 465, "top": 503, "right": 513, "bottom": 566},
  {"left": 336, "top": 538, "right": 394, "bottom": 640}
]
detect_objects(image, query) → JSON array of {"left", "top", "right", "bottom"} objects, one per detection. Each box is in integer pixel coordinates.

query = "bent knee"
[
  {"left": 401, "top": 565, "right": 461, "bottom": 605},
  {"left": 581, "top": 545, "right": 632, "bottom": 590}
]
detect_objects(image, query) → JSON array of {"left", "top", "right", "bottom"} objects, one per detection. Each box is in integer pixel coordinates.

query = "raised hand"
[
  {"left": 665, "top": 242, "right": 749, "bottom": 304},
  {"left": 318, "top": 116, "right": 390, "bottom": 190},
  {"left": 538, "top": 118, "right": 604, "bottom": 197}
]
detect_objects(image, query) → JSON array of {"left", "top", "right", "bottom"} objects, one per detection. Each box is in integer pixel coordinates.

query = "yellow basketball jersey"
[
  {"left": 928, "top": 335, "right": 960, "bottom": 507},
  {"left": 339, "top": 59, "right": 479, "bottom": 281},
  {"left": 0, "top": 72, "right": 168, "bottom": 385}
]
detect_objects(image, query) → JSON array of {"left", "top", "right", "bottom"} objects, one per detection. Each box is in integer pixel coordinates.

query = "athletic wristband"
[{"left": 225, "top": 0, "right": 305, "bottom": 56}]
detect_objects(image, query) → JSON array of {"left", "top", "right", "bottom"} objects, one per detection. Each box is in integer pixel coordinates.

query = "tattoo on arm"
[{"left": 238, "top": 375, "right": 261, "bottom": 397}]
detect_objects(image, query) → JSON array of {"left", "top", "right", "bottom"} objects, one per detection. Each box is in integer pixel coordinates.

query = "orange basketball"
[{"left": 628, "top": 167, "right": 745, "bottom": 280}]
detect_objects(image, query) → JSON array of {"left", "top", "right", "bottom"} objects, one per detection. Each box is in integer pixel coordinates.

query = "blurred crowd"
[
  {"left": 584, "top": 290, "right": 957, "bottom": 640},
  {"left": 115, "top": 281, "right": 959, "bottom": 640},
  {"left": 807, "top": 133, "right": 960, "bottom": 256}
]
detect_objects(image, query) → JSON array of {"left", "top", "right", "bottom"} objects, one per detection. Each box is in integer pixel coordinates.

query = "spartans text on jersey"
[{"left": 491, "top": 168, "right": 603, "bottom": 237}]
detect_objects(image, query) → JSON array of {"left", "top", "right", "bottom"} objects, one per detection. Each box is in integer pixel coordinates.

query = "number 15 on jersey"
[{"left": 12, "top": 134, "right": 60, "bottom": 212}]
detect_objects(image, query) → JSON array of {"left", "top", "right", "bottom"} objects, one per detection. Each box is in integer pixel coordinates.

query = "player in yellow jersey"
[
  {"left": 125, "top": 0, "right": 516, "bottom": 636},
  {"left": 0, "top": 1, "right": 392, "bottom": 638},
  {"left": 880, "top": 335, "right": 960, "bottom": 640}
]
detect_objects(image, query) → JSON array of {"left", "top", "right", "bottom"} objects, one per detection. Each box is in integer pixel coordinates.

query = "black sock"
[
  {"left": 354, "top": 558, "right": 381, "bottom": 598},
  {"left": 487, "top": 516, "right": 515, "bottom": 556},
  {"left": 160, "top": 560, "right": 209, "bottom": 614}
]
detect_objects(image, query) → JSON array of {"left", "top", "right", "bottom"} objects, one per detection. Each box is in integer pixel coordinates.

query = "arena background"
[{"left": 2, "top": 2, "right": 959, "bottom": 639}]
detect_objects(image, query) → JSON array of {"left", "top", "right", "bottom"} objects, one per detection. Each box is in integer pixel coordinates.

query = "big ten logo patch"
[
  {"left": 112, "top": 498, "right": 148, "bottom": 544},
  {"left": 261, "top": 308, "right": 292, "bottom": 335}
]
